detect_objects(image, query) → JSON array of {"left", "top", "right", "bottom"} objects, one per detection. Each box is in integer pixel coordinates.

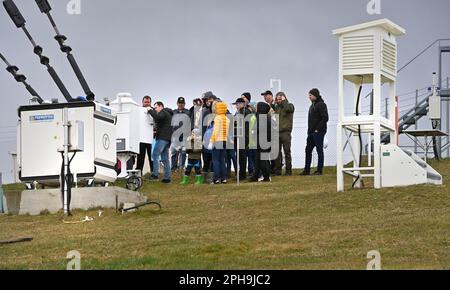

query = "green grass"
[{"left": 1, "top": 160, "right": 450, "bottom": 270}]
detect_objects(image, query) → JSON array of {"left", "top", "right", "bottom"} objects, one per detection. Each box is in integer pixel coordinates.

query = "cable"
[{"left": 352, "top": 77, "right": 364, "bottom": 189}]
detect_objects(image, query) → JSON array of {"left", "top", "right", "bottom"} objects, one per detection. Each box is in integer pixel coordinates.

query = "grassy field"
[{"left": 1, "top": 160, "right": 450, "bottom": 270}]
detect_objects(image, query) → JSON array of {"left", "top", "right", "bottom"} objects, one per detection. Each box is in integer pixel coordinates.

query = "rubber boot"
[
  {"left": 195, "top": 175, "right": 204, "bottom": 185},
  {"left": 180, "top": 175, "right": 190, "bottom": 185}
]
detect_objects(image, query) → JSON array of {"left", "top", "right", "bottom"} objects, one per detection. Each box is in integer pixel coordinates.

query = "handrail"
[{"left": 398, "top": 39, "right": 450, "bottom": 73}]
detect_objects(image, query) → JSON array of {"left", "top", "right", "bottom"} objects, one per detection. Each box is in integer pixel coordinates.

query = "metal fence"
[{"left": 0, "top": 172, "right": 4, "bottom": 213}]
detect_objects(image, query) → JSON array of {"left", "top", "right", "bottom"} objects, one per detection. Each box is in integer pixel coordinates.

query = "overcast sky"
[{"left": 1, "top": 0, "right": 450, "bottom": 183}]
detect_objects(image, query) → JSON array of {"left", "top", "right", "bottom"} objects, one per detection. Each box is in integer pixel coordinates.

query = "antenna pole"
[
  {"left": 35, "top": 0, "right": 95, "bottom": 101},
  {"left": 0, "top": 53, "right": 43, "bottom": 104},
  {"left": 3, "top": 0, "right": 74, "bottom": 102}
]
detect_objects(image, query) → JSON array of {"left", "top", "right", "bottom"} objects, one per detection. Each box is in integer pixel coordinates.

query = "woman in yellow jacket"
[{"left": 208, "top": 101, "right": 231, "bottom": 184}]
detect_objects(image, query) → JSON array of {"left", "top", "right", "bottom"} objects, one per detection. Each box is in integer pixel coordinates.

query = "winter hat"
[
  {"left": 309, "top": 88, "right": 321, "bottom": 99},
  {"left": 242, "top": 92, "right": 251, "bottom": 102}
]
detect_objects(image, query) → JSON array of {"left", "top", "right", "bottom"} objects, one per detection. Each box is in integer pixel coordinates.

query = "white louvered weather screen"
[{"left": 342, "top": 35, "right": 374, "bottom": 70}]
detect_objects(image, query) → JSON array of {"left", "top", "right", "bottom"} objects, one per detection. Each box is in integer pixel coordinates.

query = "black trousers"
[
  {"left": 202, "top": 150, "right": 213, "bottom": 173},
  {"left": 136, "top": 142, "right": 153, "bottom": 173},
  {"left": 252, "top": 149, "right": 271, "bottom": 180},
  {"left": 305, "top": 132, "right": 325, "bottom": 172},
  {"left": 237, "top": 149, "right": 248, "bottom": 179}
]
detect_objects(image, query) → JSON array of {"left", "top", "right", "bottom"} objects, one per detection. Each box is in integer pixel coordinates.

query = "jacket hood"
[
  {"left": 314, "top": 96, "right": 324, "bottom": 103},
  {"left": 164, "top": 108, "right": 174, "bottom": 116},
  {"left": 215, "top": 102, "right": 228, "bottom": 115},
  {"left": 256, "top": 102, "right": 271, "bottom": 115}
]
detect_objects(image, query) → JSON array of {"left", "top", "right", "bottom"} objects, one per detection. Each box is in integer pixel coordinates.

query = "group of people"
[{"left": 134, "top": 89, "right": 329, "bottom": 185}]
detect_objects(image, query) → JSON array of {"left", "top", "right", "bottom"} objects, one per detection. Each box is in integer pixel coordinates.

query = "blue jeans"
[
  {"left": 212, "top": 146, "right": 227, "bottom": 181},
  {"left": 305, "top": 132, "right": 325, "bottom": 172},
  {"left": 226, "top": 149, "right": 237, "bottom": 177},
  {"left": 247, "top": 149, "right": 256, "bottom": 175},
  {"left": 171, "top": 147, "right": 187, "bottom": 171},
  {"left": 152, "top": 139, "right": 171, "bottom": 180}
]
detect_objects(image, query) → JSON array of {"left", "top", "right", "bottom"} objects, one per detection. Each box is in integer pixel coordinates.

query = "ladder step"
[{"left": 427, "top": 171, "right": 442, "bottom": 181}]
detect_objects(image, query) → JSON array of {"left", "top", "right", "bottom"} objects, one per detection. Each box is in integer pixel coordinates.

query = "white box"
[
  {"left": 429, "top": 95, "right": 441, "bottom": 120},
  {"left": 18, "top": 102, "right": 117, "bottom": 184}
]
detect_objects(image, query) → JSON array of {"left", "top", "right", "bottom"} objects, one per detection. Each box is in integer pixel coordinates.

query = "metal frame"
[{"left": 439, "top": 46, "right": 450, "bottom": 157}]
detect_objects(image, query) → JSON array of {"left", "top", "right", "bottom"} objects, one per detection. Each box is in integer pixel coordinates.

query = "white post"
[
  {"left": 414, "top": 89, "right": 418, "bottom": 154},
  {"left": 9, "top": 152, "right": 18, "bottom": 184},
  {"left": 368, "top": 133, "right": 372, "bottom": 167},
  {"left": 237, "top": 138, "right": 240, "bottom": 186},
  {"left": 62, "top": 107, "right": 71, "bottom": 216},
  {"left": 0, "top": 172, "right": 4, "bottom": 213},
  {"left": 389, "top": 82, "right": 397, "bottom": 143},
  {"left": 337, "top": 66, "right": 345, "bottom": 192},
  {"left": 337, "top": 124, "right": 344, "bottom": 192},
  {"left": 353, "top": 84, "right": 362, "bottom": 188},
  {"left": 373, "top": 73, "right": 382, "bottom": 189}
]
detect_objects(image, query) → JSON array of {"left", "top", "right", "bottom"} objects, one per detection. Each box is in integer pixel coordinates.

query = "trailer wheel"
[{"left": 126, "top": 176, "right": 142, "bottom": 191}]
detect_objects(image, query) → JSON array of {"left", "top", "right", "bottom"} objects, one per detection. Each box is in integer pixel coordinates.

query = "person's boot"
[
  {"left": 180, "top": 175, "right": 190, "bottom": 185},
  {"left": 313, "top": 170, "right": 323, "bottom": 176},
  {"left": 195, "top": 175, "right": 204, "bottom": 185},
  {"left": 299, "top": 170, "right": 310, "bottom": 176}
]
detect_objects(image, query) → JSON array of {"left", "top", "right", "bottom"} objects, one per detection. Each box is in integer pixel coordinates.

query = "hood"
[
  {"left": 215, "top": 102, "right": 228, "bottom": 116},
  {"left": 314, "top": 96, "right": 324, "bottom": 104},
  {"left": 164, "top": 108, "right": 174, "bottom": 116},
  {"left": 256, "top": 102, "right": 271, "bottom": 115}
]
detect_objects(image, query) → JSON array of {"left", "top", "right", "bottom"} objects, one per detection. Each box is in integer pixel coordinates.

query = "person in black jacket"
[
  {"left": 171, "top": 97, "right": 190, "bottom": 172},
  {"left": 201, "top": 92, "right": 217, "bottom": 181},
  {"left": 301, "top": 88, "right": 329, "bottom": 176},
  {"left": 233, "top": 97, "right": 252, "bottom": 180},
  {"left": 249, "top": 102, "right": 272, "bottom": 182},
  {"left": 147, "top": 101, "right": 174, "bottom": 183}
]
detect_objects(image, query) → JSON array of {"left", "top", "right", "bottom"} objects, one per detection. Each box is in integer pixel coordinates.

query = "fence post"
[
  {"left": 415, "top": 89, "right": 418, "bottom": 155},
  {"left": 447, "top": 77, "right": 450, "bottom": 157},
  {"left": 0, "top": 172, "right": 4, "bottom": 213}
]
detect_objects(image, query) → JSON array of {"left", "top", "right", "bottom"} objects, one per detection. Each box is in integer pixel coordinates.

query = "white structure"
[
  {"left": 110, "top": 93, "right": 154, "bottom": 178},
  {"left": 333, "top": 19, "right": 442, "bottom": 191},
  {"left": 17, "top": 102, "right": 117, "bottom": 184}
]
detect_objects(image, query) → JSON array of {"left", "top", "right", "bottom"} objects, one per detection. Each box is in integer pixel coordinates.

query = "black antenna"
[
  {"left": 0, "top": 53, "right": 43, "bottom": 104},
  {"left": 2, "top": 0, "right": 74, "bottom": 103},
  {"left": 35, "top": 0, "right": 95, "bottom": 101}
]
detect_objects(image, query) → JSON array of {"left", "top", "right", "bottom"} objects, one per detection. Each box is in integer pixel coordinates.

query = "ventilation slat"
[{"left": 342, "top": 35, "right": 374, "bottom": 71}]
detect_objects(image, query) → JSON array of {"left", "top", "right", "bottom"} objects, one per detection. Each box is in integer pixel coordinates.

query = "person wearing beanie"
[
  {"left": 274, "top": 92, "right": 295, "bottom": 176},
  {"left": 249, "top": 102, "right": 272, "bottom": 182},
  {"left": 180, "top": 129, "right": 204, "bottom": 185},
  {"left": 208, "top": 101, "right": 231, "bottom": 184},
  {"left": 300, "top": 88, "right": 329, "bottom": 176},
  {"left": 233, "top": 97, "right": 252, "bottom": 180}
]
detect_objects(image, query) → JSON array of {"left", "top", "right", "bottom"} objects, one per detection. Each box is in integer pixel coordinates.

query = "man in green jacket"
[{"left": 274, "top": 92, "right": 295, "bottom": 176}]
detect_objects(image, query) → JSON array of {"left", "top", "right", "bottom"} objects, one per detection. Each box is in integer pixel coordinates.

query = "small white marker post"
[
  {"left": 236, "top": 114, "right": 245, "bottom": 186},
  {"left": 0, "top": 172, "right": 4, "bottom": 213}
]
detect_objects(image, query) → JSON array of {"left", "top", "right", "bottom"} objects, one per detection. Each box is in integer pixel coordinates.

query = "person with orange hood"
[{"left": 207, "top": 101, "right": 231, "bottom": 184}]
